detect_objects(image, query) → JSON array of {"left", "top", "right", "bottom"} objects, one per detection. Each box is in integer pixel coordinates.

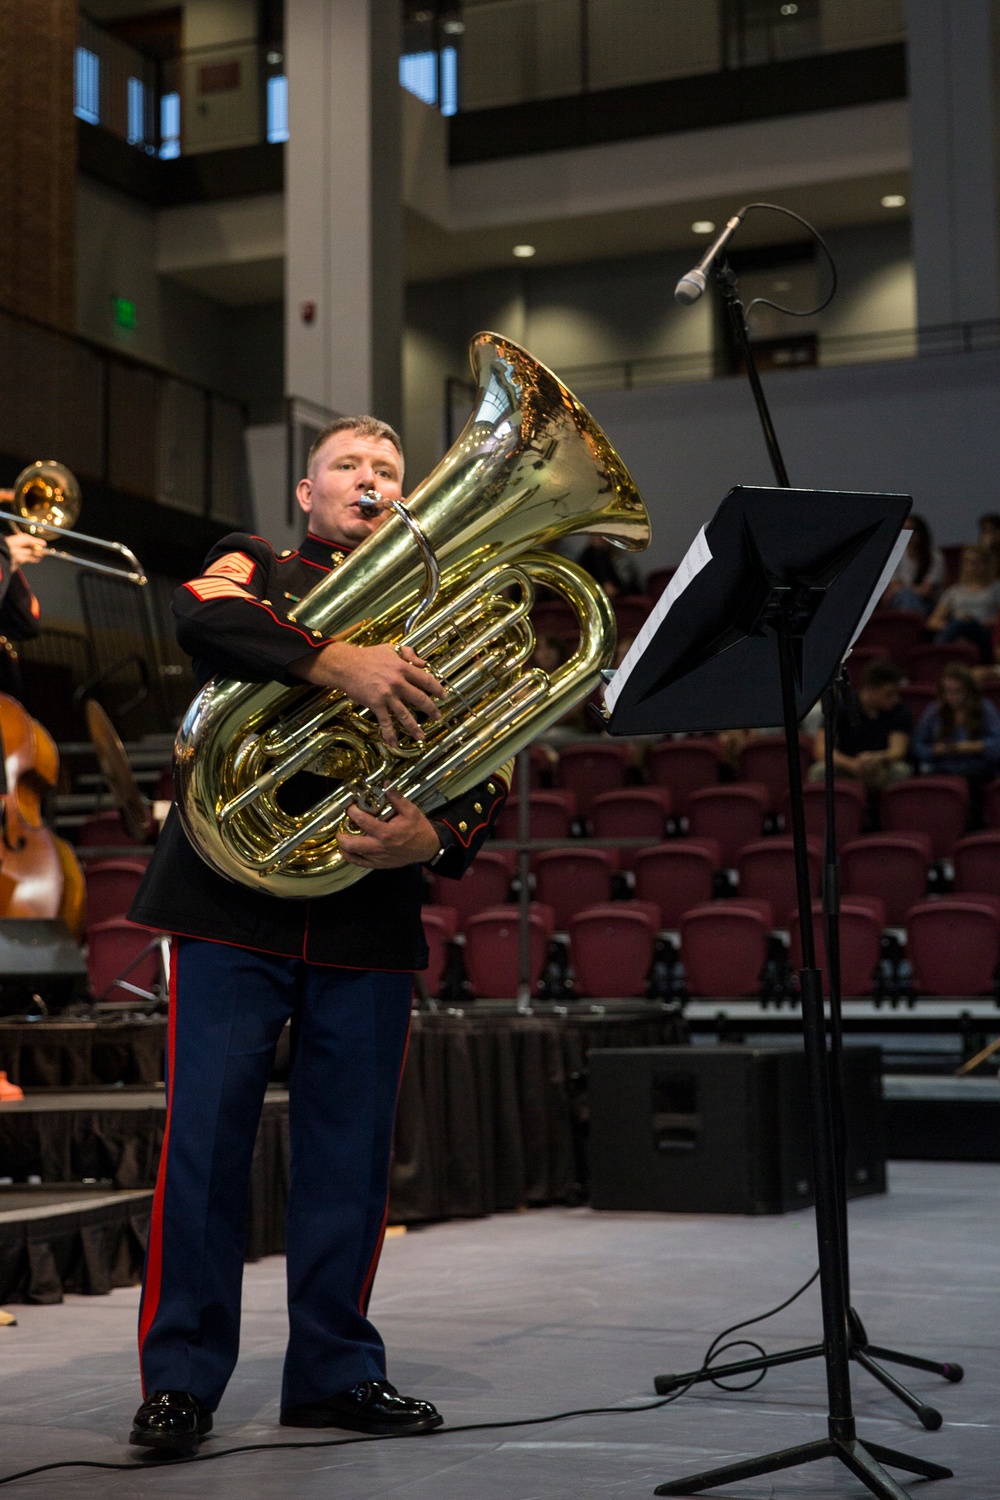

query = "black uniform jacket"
[
  {"left": 129, "top": 531, "right": 510, "bottom": 970},
  {"left": 0, "top": 537, "right": 41, "bottom": 699}
]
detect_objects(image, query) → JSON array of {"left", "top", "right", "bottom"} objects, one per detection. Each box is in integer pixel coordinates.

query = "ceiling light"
[
  {"left": 691, "top": 220, "right": 715, "bottom": 235},
  {"left": 443, "top": 18, "right": 465, "bottom": 34},
  {"left": 513, "top": 244, "right": 536, "bottom": 258},
  {"left": 780, "top": 3, "right": 799, "bottom": 14},
  {"left": 881, "top": 194, "right": 906, "bottom": 209}
]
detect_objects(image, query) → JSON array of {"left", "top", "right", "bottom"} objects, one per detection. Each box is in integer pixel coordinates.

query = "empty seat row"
[
  {"left": 423, "top": 894, "right": 1000, "bottom": 1001},
  {"left": 433, "top": 829, "right": 1000, "bottom": 936},
  {"left": 497, "top": 775, "right": 1000, "bottom": 862}
]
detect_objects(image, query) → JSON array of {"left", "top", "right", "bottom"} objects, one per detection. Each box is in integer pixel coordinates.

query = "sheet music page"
[
  {"left": 604, "top": 525, "right": 713, "bottom": 713},
  {"left": 846, "top": 530, "right": 911, "bottom": 652}
]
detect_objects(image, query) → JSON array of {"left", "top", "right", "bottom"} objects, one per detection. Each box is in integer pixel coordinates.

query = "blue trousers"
[{"left": 137, "top": 937, "right": 413, "bottom": 1412}]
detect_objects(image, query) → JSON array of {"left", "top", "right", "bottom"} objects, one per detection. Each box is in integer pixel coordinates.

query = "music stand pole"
[{"left": 652, "top": 259, "right": 962, "bottom": 1428}]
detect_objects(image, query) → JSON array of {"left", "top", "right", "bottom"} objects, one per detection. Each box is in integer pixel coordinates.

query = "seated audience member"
[
  {"left": 913, "top": 667, "right": 1000, "bottom": 810},
  {"left": 883, "top": 514, "right": 944, "bottom": 614},
  {"left": 810, "top": 660, "right": 911, "bottom": 790},
  {"left": 579, "top": 535, "right": 640, "bottom": 598},
  {"left": 927, "top": 545, "right": 1000, "bottom": 662}
]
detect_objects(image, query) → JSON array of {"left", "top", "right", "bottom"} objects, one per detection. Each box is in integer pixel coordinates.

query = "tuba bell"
[{"left": 175, "top": 332, "right": 651, "bottom": 897}]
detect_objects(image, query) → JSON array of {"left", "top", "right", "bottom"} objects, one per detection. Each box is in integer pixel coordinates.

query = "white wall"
[{"left": 585, "top": 348, "right": 1000, "bottom": 576}]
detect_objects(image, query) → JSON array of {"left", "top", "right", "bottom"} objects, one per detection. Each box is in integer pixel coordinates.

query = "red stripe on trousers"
[
  {"left": 137, "top": 938, "right": 179, "bottom": 1391},
  {"left": 357, "top": 1012, "right": 413, "bottom": 1315}
]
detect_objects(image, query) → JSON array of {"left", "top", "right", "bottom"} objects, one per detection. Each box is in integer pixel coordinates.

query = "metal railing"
[
  {"left": 550, "top": 319, "right": 1000, "bottom": 397},
  {"left": 0, "top": 302, "right": 249, "bottom": 526},
  {"left": 403, "top": 0, "right": 905, "bottom": 113},
  {"left": 77, "top": 13, "right": 287, "bottom": 158}
]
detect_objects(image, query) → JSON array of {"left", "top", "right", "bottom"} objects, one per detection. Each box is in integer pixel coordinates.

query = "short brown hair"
[
  {"left": 860, "top": 659, "right": 903, "bottom": 690},
  {"left": 306, "top": 415, "right": 403, "bottom": 476}
]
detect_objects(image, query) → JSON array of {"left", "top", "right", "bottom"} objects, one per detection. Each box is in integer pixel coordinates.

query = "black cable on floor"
[{"left": 0, "top": 1266, "right": 820, "bottom": 1487}]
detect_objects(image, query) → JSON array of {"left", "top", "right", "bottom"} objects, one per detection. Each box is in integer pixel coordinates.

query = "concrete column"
[
  {"left": 906, "top": 0, "right": 1000, "bottom": 326},
  {"left": 285, "top": 0, "right": 403, "bottom": 427}
]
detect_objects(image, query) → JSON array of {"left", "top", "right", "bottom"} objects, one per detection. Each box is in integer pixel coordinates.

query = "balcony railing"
[
  {"left": 0, "top": 303, "right": 248, "bottom": 528},
  {"left": 76, "top": 13, "right": 287, "bottom": 158},
  {"left": 402, "top": 0, "right": 905, "bottom": 114}
]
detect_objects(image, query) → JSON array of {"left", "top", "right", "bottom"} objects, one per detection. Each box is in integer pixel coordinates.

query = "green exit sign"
[{"left": 112, "top": 296, "right": 137, "bottom": 329}]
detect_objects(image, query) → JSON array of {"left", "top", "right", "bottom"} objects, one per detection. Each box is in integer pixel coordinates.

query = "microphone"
[{"left": 674, "top": 212, "right": 746, "bottom": 305}]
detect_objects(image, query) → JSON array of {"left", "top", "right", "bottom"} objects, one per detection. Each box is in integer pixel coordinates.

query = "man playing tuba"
[{"left": 128, "top": 416, "right": 509, "bottom": 1456}]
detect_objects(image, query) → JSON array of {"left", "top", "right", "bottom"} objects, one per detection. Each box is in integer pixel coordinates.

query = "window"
[
  {"left": 159, "top": 91, "right": 181, "bottom": 159},
  {"left": 266, "top": 74, "right": 289, "bottom": 143},
  {"left": 127, "top": 76, "right": 145, "bottom": 146},
  {"left": 74, "top": 46, "right": 100, "bottom": 125},
  {"left": 400, "top": 46, "right": 457, "bottom": 114}
]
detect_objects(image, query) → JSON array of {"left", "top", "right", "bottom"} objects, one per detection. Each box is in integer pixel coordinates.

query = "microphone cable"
[{"left": 0, "top": 1265, "right": 820, "bottom": 1487}]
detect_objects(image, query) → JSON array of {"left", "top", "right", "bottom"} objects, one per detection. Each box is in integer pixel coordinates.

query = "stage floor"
[{"left": 0, "top": 1160, "right": 995, "bottom": 1499}]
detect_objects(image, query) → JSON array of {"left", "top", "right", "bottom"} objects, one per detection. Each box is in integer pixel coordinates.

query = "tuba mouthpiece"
[{"left": 358, "top": 488, "right": 384, "bottom": 517}]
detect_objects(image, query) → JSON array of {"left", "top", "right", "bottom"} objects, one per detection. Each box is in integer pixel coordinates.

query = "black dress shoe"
[
  {"left": 130, "top": 1390, "right": 213, "bottom": 1456},
  {"left": 280, "top": 1379, "right": 443, "bottom": 1435}
]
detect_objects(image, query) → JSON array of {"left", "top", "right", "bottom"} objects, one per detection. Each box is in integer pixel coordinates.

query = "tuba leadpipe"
[
  {"left": 175, "top": 332, "right": 651, "bottom": 898},
  {"left": 4, "top": 461, "right": 147, "bottom": 586}
]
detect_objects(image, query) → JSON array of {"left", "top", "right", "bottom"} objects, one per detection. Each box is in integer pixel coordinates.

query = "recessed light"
[
  {"left": 691, "top": 220, "right": 715, "bottom": 235},
  {"left": 780, "top": 3, "right": 799, "bottom": 14},
  {"left": 881, "top": 194, "right": 906, "bottom": 209},
  {"left": 442, "top": 18, "right": 465, "bottom": 34},
  {"left": 513, "top": 244, "right": 536, "bottom": 258}
]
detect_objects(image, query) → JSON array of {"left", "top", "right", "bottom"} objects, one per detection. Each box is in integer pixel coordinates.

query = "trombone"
[{"left": 2, "top": 461, "right": 147, "bottom": 586}]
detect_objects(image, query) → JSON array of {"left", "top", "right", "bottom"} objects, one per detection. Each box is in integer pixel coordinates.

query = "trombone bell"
[{"left": 7, "top": 461, "right": 147, "bottom": 586}]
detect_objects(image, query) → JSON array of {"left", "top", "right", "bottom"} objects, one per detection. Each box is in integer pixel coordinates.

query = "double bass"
[{"left": 0, "top": 694, "right": 85, "bottom": 938}]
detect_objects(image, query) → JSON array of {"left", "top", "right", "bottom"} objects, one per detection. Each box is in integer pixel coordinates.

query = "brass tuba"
[{"left": 175, "top": 332, "right": 650, "bottom": 897}]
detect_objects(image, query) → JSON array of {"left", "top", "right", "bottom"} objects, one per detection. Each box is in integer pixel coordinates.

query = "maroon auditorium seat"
[
  {"left": 614, "top": 596, "right": 651, "bottom": 638},
  {"left": 906, "top": 899, "right": 1000, "bottom": 995},
  {"left": 87, "top": 918, "right": 163, "bottom": 1000},
  {"left": 986, "top": 779, "right": 1000, "bottom": 829},
  {"left": 645, "top": 567, "right": 676, "bottom": 600},
  {"left": 790, "top": 780, "right": 867, "bottom": 844},
  {"left": 953, "top": 832, "right": 1000, "bottom": 898},
  {"left": 880, "top": 776, "right": 970, "bottom": 859},
  {"left": 569, "top": 902, "right": 658, "bottom": 998},
  {"left": 680, "top": 902, "right": 770, "bottom": 998},
  {"left": 840, "top": 833, "right": 932, "bottom": 927},
  {"left": 857, "top": 610, "right": 926, "bottom": 664},
  {"left": 429, "top": 850, "right": 511, "bottom": 931},
  {"left": 496, "top": 789, "right": 577, "bottom": 842},
  {"left": 533, "top": 848, "right": 614, "bottom": 929},
  {"left": 847, "top": 646, "right": 891, "bottom": 676},
  {"left": 78, "top": 810, "right": 148, "bottom": 848},
  {"left": 736, "top": 837, "right": 822, "bottom": 923},
  {"left": 531, "top": 601, "right": 578, "bottom": 643},
  {"left": 420, "top": 905, "right": 458, "bottom": 998},
  {"left": 556, "top": 741, "right": 630, "bottom": 816},
  {"left": 904, "top": 640, "right": 978, "bottom": 682},
  {"left": 463, "top": 903, "right": 555, "bottom": 999},
  {"left": 590, "top": 785, "right": 671, "bottom": 851},
  {"left": 789, "top": 899, "right": 884, "bottom": 997},
  {"left": 738, "top": 734, "right": 813, "bottom": 810},
  {"left": 645, "top": 738, "right": 721, "bottom": 820},
  {"left": 900, "top": 683, "right": 935, "bottom": 726},
  {"left": 84, "top": 859, "right": 149, "bottom": 926},
  {"left": 686, "top": 784, "right": 769, "bottom": 868},
  {"left": 632, "top": 842, "right": 718, "bottom": 928}
]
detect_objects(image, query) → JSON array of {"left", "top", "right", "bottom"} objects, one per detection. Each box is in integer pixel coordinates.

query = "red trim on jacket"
[{"left": 138, "top": 938, "right": 179, "bottom": 1390}]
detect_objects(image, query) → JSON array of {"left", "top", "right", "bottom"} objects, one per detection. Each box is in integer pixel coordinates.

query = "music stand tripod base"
[{"left": 608, "top": 486, "right": 955, "bottom": 1499}]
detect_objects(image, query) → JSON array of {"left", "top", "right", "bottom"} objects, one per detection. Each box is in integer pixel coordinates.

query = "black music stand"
[{"left": 607, "top": 485, "right": 953, "bottom": 1499}]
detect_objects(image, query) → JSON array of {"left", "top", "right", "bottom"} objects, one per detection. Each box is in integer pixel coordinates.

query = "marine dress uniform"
[
  {"left": 128, "top": 529, "right": 508, "bottom": 1449},
  {"left": 0, "top": 536, "right": 41, "bottom": 702}
]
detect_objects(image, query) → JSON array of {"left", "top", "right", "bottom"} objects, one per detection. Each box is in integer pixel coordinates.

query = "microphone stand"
[{"left": 652, "top": 255, "right": 964, "bottom": 1426}]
